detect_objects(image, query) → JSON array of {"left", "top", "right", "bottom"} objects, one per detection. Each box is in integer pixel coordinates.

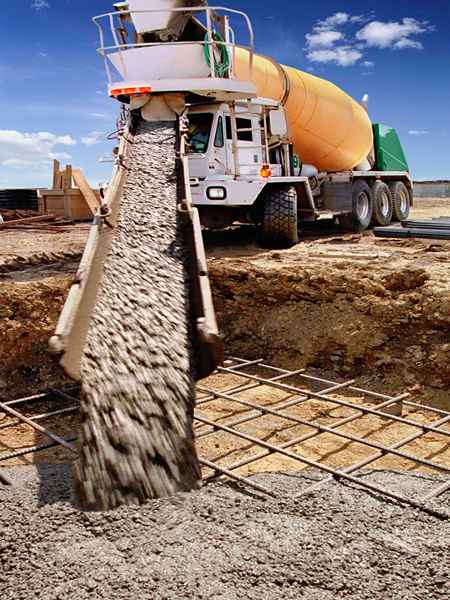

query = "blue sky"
[{"left": 1, "top": 0, "right": 449, "bottom": 188}]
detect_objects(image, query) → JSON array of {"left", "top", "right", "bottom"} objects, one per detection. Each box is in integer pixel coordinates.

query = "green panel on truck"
[{"left": 373, "top": 124, "right": 409, "bottom": 172}]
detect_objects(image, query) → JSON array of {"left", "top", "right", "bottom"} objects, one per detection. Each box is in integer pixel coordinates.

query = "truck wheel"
[
  {"left": 262, "top": 185, "right": 298, "bottom": 248},
  {"left": 340, "top": 180, "right": 373, "bottom": 232},
  {"left": 389, "top": 181, "right": 411, "bottom": 222},
  {"left": 372, "top": 181, "right": 393, "bottom": 226}
]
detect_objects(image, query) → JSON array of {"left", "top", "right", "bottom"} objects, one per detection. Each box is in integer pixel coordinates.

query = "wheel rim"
[
  {"left": 399, "top": 189, "right": 408, "bottom": 213},
  {"left": 356, "top": 192, "right": 369, "bottom": 221},
  {"left": 380, "top": 190, "right": 390, "bottom": 217}
]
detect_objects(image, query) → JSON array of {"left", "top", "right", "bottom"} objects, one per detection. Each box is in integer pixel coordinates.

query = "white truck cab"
[{"left": 185, "top": 99, "right": 317, "bottom": 238}]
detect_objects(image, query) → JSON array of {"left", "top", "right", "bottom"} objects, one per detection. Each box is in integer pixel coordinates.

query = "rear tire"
[
  {"left": 340, "top": 180, "right": 373, "bottom": 232},
  {"left": 389, "top": 181, "right": 411, "bottom": 222},
  {"left": 261, "top": 185, "right": 298, "bottom": 248},
  {"left": 372, "top": 181, "right": 393, "bottom": 226}
]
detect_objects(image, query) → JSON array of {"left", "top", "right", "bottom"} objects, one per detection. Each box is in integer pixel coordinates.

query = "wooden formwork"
[{"left": 38, "top": 160, "right": 101, "bottom": 221}]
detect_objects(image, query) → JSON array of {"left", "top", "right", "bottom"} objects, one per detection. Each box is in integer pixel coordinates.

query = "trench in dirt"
[
  {"left": 0, "top": 221, "right": 449, "bottom": 479},
  {"left": 0, "top": 218, "right": 449, "bottom": 410}
]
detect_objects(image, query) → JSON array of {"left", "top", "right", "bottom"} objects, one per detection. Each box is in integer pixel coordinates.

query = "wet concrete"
[
  {"left": 76, "top": 121, "right": 200, "bottom": 510},
  {"left": 1, "top": 466, "right": 449, "bottom": 599}
]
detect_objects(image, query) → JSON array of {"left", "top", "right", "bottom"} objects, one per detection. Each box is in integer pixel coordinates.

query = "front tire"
[
  {"left": 389, "top": 181, "right": 411, "bottom": 222},
  {"left": 372, "top": 181, "right": 393, "bottom": 226},
  {"left": 261, "top": 185, "right": 298, "bottom": 248},
  {"left": 340, "top": 180, "right": 373, "bottom": 232}
]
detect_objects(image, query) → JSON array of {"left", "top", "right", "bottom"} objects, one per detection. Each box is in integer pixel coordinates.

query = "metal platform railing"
[
  {"left": 93, "top": 6, "right": 255, "bottom": 87},
  {"left": 1, "top": 358, "right": 449, "bottom": 517}
]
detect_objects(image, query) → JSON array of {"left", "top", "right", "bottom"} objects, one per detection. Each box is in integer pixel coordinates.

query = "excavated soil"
[
  {"left": 0, "top": 224, "right": 88, "bottom": 398},
  {"left": 1, "top": 200, "right": 449, "bottom": 598},
  {"left": 1, "top": 466, "right": 449, "bottom": 600},
  {"left": 208, "top": 232, "right": 450, "bottom": 410},
  {"left": 0, "top": 198, "right": 448, "bottom": 409}
]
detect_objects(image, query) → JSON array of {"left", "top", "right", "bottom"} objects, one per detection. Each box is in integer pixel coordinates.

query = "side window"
[
  {"left": 214, "top": 117, "right": 224, "bottom": 148},
  {"left": 225, "top": 117, "right": 253, "bottom": 142},
  {"left": 226, "top": 116, "right": 232, "bottom": 140}
]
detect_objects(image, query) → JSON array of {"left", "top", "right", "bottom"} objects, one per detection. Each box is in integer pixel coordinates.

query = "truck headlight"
[{"left": 207, "top": 187, "right": 227, "bottom": 200}]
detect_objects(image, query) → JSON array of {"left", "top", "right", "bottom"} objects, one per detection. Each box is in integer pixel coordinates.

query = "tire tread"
[{"left": 262, "top": 186, "right": 298, "bottom": 247}]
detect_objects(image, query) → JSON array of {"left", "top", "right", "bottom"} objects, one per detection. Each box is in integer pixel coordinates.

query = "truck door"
[
  {"left": 225, "top": 115, "right": 261, "bottom": 176},
  {"left": 211, "top": 115, "right": 228, "bottom": 176},
  {"left": 186, "top": 112, "right": 213, "bottom": 180}
]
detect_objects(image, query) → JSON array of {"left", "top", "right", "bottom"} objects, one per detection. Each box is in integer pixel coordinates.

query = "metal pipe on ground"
[{"left": 374, "top": 227, "right": 450, "bottom": 240}]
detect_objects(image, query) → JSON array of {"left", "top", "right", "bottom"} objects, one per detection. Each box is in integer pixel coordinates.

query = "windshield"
[{"left": 187, "top": 113, "right": 213, "bottom": 154}]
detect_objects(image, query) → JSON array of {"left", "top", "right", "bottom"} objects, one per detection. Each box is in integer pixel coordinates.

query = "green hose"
[{"left": 203, "top": 31, "right": 230, "bottom": 78}]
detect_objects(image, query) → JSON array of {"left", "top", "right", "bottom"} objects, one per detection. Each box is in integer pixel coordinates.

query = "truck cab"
[{"left": 186, "top": 99, "right": 313, "bottom": 234}]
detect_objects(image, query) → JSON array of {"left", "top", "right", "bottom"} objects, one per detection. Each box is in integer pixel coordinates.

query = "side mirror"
[{"left": 269, "top": 108, "right": 288, "bottom": 137}]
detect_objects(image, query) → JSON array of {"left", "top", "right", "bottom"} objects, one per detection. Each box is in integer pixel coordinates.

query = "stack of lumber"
[
  {"left": 38, "top": 161, "right": 102, "bottom": 221},
  {"left": 0, "top": 212, "right": 57, "bottom": 230},
  {"left": 0, "top": 209, "right": 77, "bottom": 232},
  {"left": 0, "top": 209, "right": 41, "bottom": 221}
]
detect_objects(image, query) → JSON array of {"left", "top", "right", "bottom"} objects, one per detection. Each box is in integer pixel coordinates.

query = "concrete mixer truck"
[
  {"left": 99, "top": 0, "right": 412, "bottom": 247},
  {"left": 50, "top": 0, "right": 413, "bottom": 510}
]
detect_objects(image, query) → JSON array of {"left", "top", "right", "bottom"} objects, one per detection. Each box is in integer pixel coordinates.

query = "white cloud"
[
  {"left": 356, "top": 18, "right": 430, "bottom": 49},
  {"left": 0, "top": 130, "right": 76, "bottom": 171},
  {"left": 81, "top": 131, "right": 105, "bottom": 146},
  {"left": 31, "top": 1, "right": 50, "bottom": 9},
  {"left": 304, "top": 12, "right": 432, "bottom": 68},
  {"left": 0, "top": 130, "right": 76, "bottom": 176},
  {"left": 2, "top": 159, "right": 35, "bottom": 169},
  {"left": 90, "top": 113, "right": 107, "bottom": 119},
  {"left": 51, "top": 151, "right": 73, "bottom": 160},
  {"left": 408, "top": 130, "right": 428, "bottom": 136},
  {"left": 305, "top": 12, "right": 365, "bottom": 67},
  {"left": 316, "top": 12, "right": 349, "bottom": 31},
  {"left": 394, "top": 38, "right": 423, "bottom": 50},
  {"left": 307, "top": 46, "right": 363, "bottom": 67},
  {"left": 306, "top": 30, "right": 344, "bottom": 49}
]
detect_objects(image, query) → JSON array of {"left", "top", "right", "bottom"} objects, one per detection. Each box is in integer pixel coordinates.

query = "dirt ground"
[
  {"left": 0, "top": 198, "right": 448, "bottom": 406},
  {"left": 206, "top": 199, "right": 450, "bottom": 411},
  {"left": 0, "top": 200, "right": 449, "bottom": 480}
]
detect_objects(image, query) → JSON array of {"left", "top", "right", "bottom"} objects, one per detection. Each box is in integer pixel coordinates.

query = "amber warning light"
[
  {"left": 260, "top": 164, "right": 272, "bottom": 178},
  {"left": 110, "top": 86, "right": 152, "bottom": 97}
]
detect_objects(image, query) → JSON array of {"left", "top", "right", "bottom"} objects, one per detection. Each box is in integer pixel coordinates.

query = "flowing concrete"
[
  {"left": 1, "top": 466, "right": 449, "bottom": 599},
  {"left": 76, "top": 121, "right": 200, "bottom": 510}
]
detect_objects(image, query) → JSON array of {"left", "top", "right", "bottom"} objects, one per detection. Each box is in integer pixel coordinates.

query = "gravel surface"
[
  {"left": 1, "top": 466, "right": 449, "bottom": 600},
  {"left": 76, "top": 121, "right": 200, "bottom": 510}
]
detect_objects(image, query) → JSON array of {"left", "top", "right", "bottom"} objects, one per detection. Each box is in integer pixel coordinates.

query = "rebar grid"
[{"left": 1, "top": 357, "right": 449, "bottom": 515}]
